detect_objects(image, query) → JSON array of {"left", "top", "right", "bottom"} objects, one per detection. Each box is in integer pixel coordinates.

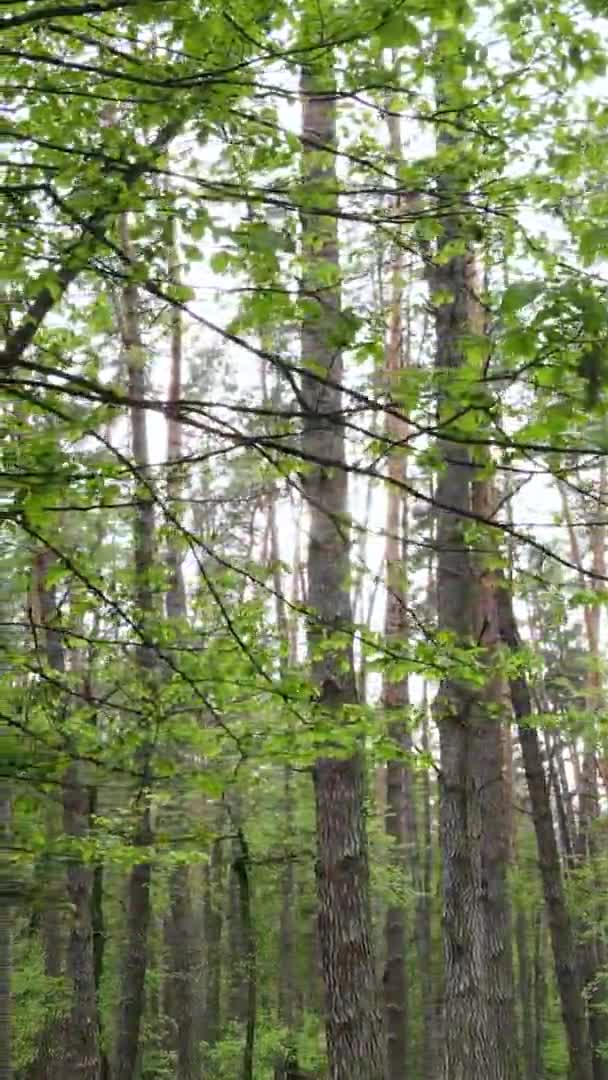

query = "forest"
[{"left": 2, "top": 0, "right": 608, "bottom": 1078}]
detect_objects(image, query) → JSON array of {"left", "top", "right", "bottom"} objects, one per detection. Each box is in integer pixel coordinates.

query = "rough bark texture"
[
  {"left": 497, "top": 584, "right": 594, "bottom": 1080},
  {"left": 471, "top": 478, "right": 518, "bottom": 1080},
  {"left": 432, "top": 205, "right": 511, "bottom": 1075},
  {"left": 300, "top": 61, "right": 385, "bottom": 1080}
]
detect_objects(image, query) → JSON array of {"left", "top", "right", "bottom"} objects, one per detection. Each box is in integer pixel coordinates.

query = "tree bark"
[
  {"left": 35, "top": 550, "right": 101, "bottom": 1080},
  {"left": 381, "top": 103, "right": 413, "bottom": 1080},
  {"left": 113, "top": 214, "right": 155, "bottom": 1080},
  {"left": 300, "top": 59, "right": 385, "bottom": 1080},
  {"left": 497, "top": 584, "right": 594, "bottom": 1080},
  {"left": 162, "top": 212, "right": 197, "bottom": 1080},
  {"left": 202, "top": 835, "right": 223, "bottom": 1048},
  {"left": 431, "top": 183, "right": 511, "bottom": 1076}
]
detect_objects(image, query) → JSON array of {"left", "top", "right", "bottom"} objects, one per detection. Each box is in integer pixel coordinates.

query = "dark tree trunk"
[
  {"left": 227, "top": 834, "right": 249, "bottom": 1026},
  {"left": 202, "top": 836, "right": 223, "bottom": 1047},
  {"left": 497, "top": 585, "right": 594, "bottom": 1080},
  {"left": 300, "top": 57, "right": 385, "bottom": 1080},
  {"left": 35, "top": 552, "right": 101, "bottom": 1080}
]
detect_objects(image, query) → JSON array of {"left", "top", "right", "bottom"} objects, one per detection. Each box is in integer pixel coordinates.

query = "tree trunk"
[
  {"left": 0, "top": 787, "right": 12, "bottom": 1080},
  {"left": 162, "top": 212, "right": 197, "bottom": 1080},
  {"left": 35, "top": 550, "right": 101, "bottom": 1080},
  {"left": 418, "top": 700, "right": 438, "bottom": 1080},
  {"left": 431, "top": 182, "right": 510, "bottom": 1076},
  {"left": 533, "top": 912, "right": 547, "bottom": 1080},
  {"left": 471, "top": 477, "right": 518, "bottom": 1080},
  {"left": 497, "top": 584, "right": 594, "bottom": 1080},
  {"left": 113, "top": 214, "right": 155, "bottom": 1080},
  {"left": 300, "top": 59, "right": 385, "bottom": 1080},
  {"left": 381, "top": 100, "right": 413, "bottom": 1080},
  {"left": 202, "top": 836, "right": 223, "bottom": 1047}
]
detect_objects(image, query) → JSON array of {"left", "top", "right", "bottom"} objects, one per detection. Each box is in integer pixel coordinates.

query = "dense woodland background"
[{"left": 3, "top": 1, "right": 608, "bottom": 1078}]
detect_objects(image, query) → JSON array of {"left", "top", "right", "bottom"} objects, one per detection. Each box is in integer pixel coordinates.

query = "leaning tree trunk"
[
  {"left": 299, "top": 57, "right": 385, "bottom": 1080},
  {"left": 497, "top": 584, "right": 594, "bottom": 1080},
  {"left": 113, "top": 214, "right": 156, "bottom": 1080}
]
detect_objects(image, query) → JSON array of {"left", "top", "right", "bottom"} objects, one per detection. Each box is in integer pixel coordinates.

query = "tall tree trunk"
[
  {"left": 162, "top": 212, "right": 197, "bottom": 1080},
  {"left": 431, "top": 170, "right": 511, "bottom": 1075},
  {"left": 560, "top": 470, "right": 608, "bottom": 1080},
  {"left": 381, "top": 102, "right": 413, "bottom": 1080},
  {"left": 497, "top": 584, "right": 593, "bottom": 1080},
  {"left": 268, "top": 485, "right": 298, "bottom": 1044},
  {"left": 418, "top": 697, "right": 438, "bottom": 1080},
  {"left": 299, "top": 59, "right": 385, "bottom": 1080},
  {"left": 471, "top": 476, "right": 518, "bottom": 1079},
  {"left": 113, "top": 215, "right": 155, "bottom": 1080},
  {"left": 36, "top": 550, "right": 101, "bottom": 1080}
]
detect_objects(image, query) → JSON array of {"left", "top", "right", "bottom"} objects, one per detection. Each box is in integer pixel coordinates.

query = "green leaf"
[{"left": 501, "top": 280, "right": 544, "bottom": 315}]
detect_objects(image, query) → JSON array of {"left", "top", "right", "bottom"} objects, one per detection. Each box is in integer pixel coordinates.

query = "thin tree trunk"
[
  {"left": 560, "top": 471, "right": 608, "bottom": 1080},
  {"left": 114, "top": 214, "right": 155, "bottom": 1080},
  {"left": 202, "top": 835, "right": 223, "bottom": 1047},
  {"left": 0, "top": 787, "right": 12, "bottom": 1080},
  {"left": 162, "top": 212, "right": 197, "bottom": 1080},
  {"left": 497, "top": 584, "right": 593, "bottom": 1080},
  {"left": 381, "top": 102, "right": 412, "bottom": 1080},
  {"left": 233, "top": 828, "right": 256, "bottom": 1080},
  {"left": 36, "top": 551, "right": 101, "bottom": 1080},
  {"left": 533, "top": 911, "right": 547, "bottom": 1080},
  {"left": 300, "top": 59, "right": 385, "bottom": 1080},
  {"left": 418, "top": 698, "right": 438, "bottom": 1080},
  {"left": 268, "top": 485, "right": 298, "bottom": 1044}
]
